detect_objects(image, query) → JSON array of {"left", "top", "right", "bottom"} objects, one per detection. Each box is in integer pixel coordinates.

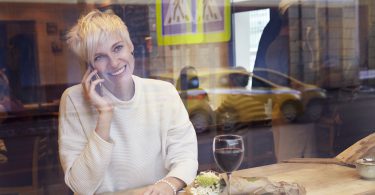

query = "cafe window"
[
  {"left": 233, "top": 8, "right": 270, "bottom": 71},
  {"left": 0, "top": 0, "right": 374, "bottom": 194}
]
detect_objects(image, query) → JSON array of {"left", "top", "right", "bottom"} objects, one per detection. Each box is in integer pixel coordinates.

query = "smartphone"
[{"left": 88, "top": 63, "right": 103, "bottom": 97}]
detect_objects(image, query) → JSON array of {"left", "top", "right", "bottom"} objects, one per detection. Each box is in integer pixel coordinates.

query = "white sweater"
[{"left": 58, "top": 75, "right": 198, "bottom": 194}]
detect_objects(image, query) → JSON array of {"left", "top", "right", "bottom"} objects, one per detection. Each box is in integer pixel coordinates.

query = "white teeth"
[{"left": 110, "top": 66, "right": 125, "bottom": 76}]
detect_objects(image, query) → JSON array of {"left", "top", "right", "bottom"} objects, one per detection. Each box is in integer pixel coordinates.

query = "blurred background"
[{"left": 0, "top": 0, "right": 375, "bottom": 194}]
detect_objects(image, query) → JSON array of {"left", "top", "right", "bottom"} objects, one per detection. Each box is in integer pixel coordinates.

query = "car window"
[
  {"left": 268, "top": 72, "right": 291, "bottom": 87},
  {"left": 252, "top": 77, "right": 272, "bottom": 88},
  {"left": 254, "top": 70, "right": 291, "bottom": 87},
  {"left": 229, "top": 73, "right": 249, "bottom": 87},
  {"left": 218, "top": 75, "right": 230, "bottom": 88}
]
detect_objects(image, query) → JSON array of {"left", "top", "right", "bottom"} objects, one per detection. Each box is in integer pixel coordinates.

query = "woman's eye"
[
  {"left": 114, "top": 45, "right": 123, "bottom": 52},
  {"left": 94, "top": 56, "right": 103, "bottom": 62}
]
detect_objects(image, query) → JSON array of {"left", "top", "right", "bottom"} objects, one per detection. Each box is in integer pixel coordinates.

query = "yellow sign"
[{"left": 156, "top": 0, "right": 231, "bottom": 45}]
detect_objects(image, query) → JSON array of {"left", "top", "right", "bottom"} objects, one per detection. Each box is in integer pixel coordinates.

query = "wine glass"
[{"left": 213, "top": 134, "right": 244, "bottom": 195}]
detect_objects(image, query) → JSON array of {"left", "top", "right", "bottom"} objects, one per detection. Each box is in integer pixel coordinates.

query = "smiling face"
[
  {"left": 92, "top": 34, "right": 135, "bottom": 95},
  {"left": 66, "top": 10, "right": 135, "bottom": 99}
]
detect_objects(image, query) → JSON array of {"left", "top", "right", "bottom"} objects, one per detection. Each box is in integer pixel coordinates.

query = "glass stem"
[{"left": 227, "top": 172, "right": 232, "bottom": 195}]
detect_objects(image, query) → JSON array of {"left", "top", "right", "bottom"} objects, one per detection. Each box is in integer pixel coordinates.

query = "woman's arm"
[
  {"left": 82, "top": 68, "right": 114, "bottom": 141},
  {"left": 58, "top": 88, "right": 114, "bottom": 194},
  {"left": 141, "top": 83, "right": 198, "bottom": 195},
  {"left": 163, "top": 83, "right": 199, "bottom": 187}
]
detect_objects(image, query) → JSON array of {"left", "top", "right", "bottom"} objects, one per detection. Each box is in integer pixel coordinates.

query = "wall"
[
  {"left": 288, "top": 0, "right": 360, "bottom": 88},
  {"left": 0, "top": 3, "right": 83, "bottom": 85},
  {"left": 362, "top": 0, "right": 375, "bottom": 71}
]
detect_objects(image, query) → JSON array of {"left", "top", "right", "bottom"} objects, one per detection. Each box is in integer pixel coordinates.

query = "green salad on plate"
[{"left": 185, "top": 171, "right": 226, "bottom": 195}]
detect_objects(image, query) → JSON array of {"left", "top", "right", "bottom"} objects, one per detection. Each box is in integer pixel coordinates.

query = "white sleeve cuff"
[
  {"left": 92, "top": 131, "right": 114, "bottom": 146},
  {"left": 166, "top": 160, "right": 198, "bottom": 185}
]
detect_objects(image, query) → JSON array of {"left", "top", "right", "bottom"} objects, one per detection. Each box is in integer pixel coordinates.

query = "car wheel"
[
  {"left": 281, "top": 102, "right": 298, "bottom": 123},
  {"left": 217, "top": 109, "right": 238, "bottom": 132},
  {"left": 190, "top": 111, "right": 211, "bottom": 134},
  {"left": 306, "top": 99, "right": 324, "bottom": 122}
]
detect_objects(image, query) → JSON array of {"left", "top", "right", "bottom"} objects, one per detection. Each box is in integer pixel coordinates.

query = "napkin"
[
  {"left": 226, "top": 176, "right": 306, "bottom": 195},
  {"left": 228, "top": 176, "right": 269, "bottom": 194},
  {"left": 251, "top": 181, "right": 306, "bottom": 195}
]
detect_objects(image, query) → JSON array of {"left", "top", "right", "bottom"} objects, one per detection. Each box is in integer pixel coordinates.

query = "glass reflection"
[{"left": 0, "top": 0, "right": 374, "bottom": 193}]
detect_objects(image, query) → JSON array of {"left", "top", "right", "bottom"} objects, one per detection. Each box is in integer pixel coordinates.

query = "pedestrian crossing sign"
[{"left": 156, "top": 0, "right": 231, "bottom": 45}]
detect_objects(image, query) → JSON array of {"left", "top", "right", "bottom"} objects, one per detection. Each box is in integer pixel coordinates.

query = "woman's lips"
[{"left": 109, "top": 65, "right": 126, "bottom": 76}]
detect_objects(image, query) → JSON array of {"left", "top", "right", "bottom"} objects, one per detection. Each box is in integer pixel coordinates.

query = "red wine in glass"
[
  {"left": 213, "top": 134, "right": 244, "bottom": 195},
  {"left": 214, "top": 147, "right": 244, "bottom": 172}
]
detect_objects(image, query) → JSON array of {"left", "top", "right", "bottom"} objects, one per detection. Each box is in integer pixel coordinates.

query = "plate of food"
[
  {"left": 184, "top": 171, "right": 271, "bottom": 195},
  {"left": 185, "top": 171, "right": 225, "bottom": 195}
]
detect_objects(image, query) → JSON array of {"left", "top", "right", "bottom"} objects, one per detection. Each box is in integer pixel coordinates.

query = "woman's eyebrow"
[
  {"left": 94, "top": 52, "right": 105, "bottom": 57},
  {"left": 112, "top": 41, "right": 124, "bottom": 48},
  {"left": 94, "top": 40, "right": 125, "bottom": 56}
]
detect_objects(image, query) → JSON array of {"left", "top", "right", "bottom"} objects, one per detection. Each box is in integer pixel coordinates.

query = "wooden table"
[
  {"left": 233, "top": 162, "right": 375, "bottom": 195},
  {"left": 101, "top": 162, "right": 375, "bottom": 195}
]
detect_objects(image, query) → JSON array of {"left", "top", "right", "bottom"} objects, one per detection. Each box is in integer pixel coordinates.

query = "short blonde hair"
[{"left": 66, "top": 9, "right": 134, "bottom": 65}]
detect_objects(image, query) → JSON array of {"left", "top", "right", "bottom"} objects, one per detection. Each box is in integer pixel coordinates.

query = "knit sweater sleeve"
[
  {"left": 163, "top": 83, "right": 198, "bottom": 185},
  {"left": 58, "top": 87, "right": 114, "bottom": 194}
]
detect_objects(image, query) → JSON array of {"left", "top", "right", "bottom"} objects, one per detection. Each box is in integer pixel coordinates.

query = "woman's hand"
[
  {"left": 142, "top": 182, "right": 175, "bottom": 195},
  {"left": 82, "top": 68, "right": 114, "bottom": 141},
  {"left": 141, "top": 177, "right": 185, "bottom": 195},
  {"left": 82, "top": 68, "right": 113, "bottom": 113}
]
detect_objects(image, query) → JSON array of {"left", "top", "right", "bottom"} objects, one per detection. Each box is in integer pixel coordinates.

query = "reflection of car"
[
  {"left": 253, "top": 68, "right": 327, "bottom": 121},
  {"left": 179, "top": 89, "right": 215, "bottom": 133},
  {"left": 196, "top": 68, "right": 303, "bottom": 131},
  {"left": 149, "top": 73, "right": 215, "bottom": 134}
]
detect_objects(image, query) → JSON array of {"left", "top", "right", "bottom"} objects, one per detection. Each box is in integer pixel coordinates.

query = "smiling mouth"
[{"left": 109, "top": 65, "right": 126, "bottom": 76}]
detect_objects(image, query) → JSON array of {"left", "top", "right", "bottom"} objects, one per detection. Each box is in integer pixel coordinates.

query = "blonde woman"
[{"left": 58, "top": 9, "right": 198, "bottom": 195}]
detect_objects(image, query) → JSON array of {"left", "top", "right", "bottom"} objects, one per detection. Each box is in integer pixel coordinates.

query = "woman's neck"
[{"left": 113, "top": 79, "right": 135, "bottom": 101}]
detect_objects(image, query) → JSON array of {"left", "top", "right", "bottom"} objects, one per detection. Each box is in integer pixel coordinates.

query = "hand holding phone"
[
  {"left": 88, "top": 63, "right": 104, "bottom": 97},
  {"left": 91, "top": 73, "right": 104, "bottom": 97},
  {"left": 82, "top": 64, "right": 113, "bottom": 115}
]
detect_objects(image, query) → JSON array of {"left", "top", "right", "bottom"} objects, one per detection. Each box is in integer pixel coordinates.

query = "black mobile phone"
[{"left": 88, "top": 63, "right": 103, "bottom": 97}]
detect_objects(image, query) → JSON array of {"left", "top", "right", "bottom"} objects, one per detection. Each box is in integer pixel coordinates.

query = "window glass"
[
  {"left": 0, "top": 0, "right": 374, "bottom": 193},
  {"left": 234, "top": 8, "right": 270, "bottom": 70}
]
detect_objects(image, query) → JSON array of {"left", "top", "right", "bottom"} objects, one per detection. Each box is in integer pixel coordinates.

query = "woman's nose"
[{"left": 108, "top": 54, "right": 119, "bottom": 68}]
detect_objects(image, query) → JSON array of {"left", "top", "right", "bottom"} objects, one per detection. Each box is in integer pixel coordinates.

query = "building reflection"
[{"left": 0, "top": 0, "right": 375, "bottom": 193}]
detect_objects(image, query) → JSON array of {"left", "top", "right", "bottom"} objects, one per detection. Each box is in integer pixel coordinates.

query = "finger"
[
  {"left": 150, "top": 190, "right": 159, "bottom": 195},
  {"left": 90, "top": 78, "right": 104, "bottom": 87},
  {"left": 82, "top": 68, "right": 91, "bottom": 81},
  {"left": 142, "top": 188, "right": 153, "bottom": 195},
  {"left": 83, "top": 68, "right": 92, "bottom": 78},
  {"left": 148, "top": 187, "right": 161, "bottom": 195},
  {"left": 83, "top": 69, "right": 98, "bottom": 91},
  {"left": 87, "top": 69, "right": 98, "bottom": 84},
  {"left": 89, "top": 78, "right": 104, "bottom": 96}
]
